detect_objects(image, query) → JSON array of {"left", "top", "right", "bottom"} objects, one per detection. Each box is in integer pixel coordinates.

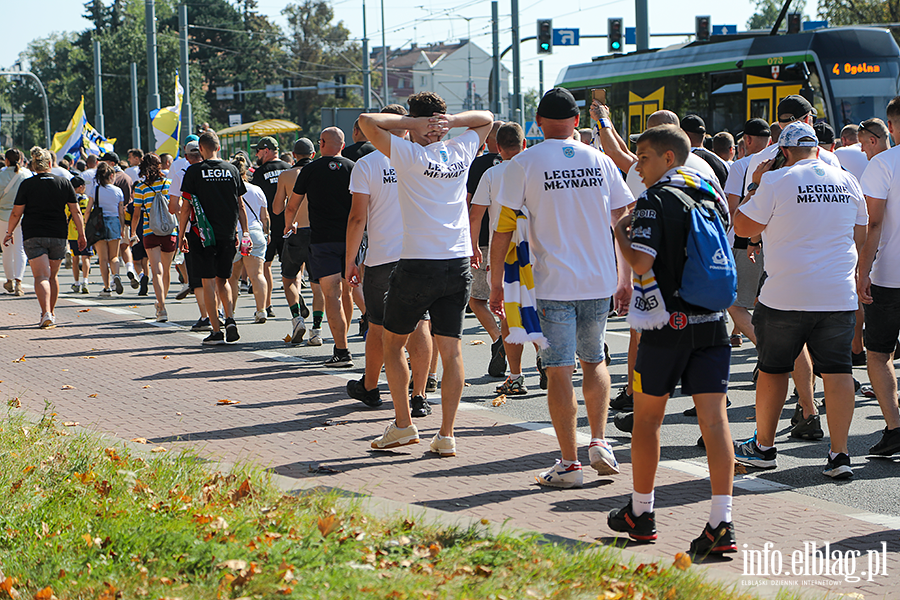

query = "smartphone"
[
  {"left": 591, "top": 88, "right": 607, "bottom": 105},
  {"left": 773, "top": 149, "right": 787, "bottom": 170}
]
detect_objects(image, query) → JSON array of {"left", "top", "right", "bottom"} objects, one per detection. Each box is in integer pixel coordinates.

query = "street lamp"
[{"left": 0, "top": 70, "right": 51, "bottom": 148}]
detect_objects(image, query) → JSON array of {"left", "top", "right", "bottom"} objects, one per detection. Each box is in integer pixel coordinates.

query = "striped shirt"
[{"left": 132, "top": 178, "right": 174, "bottom": 237}]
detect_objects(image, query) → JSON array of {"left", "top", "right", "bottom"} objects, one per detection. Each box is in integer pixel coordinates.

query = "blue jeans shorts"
[
  {"left": 101, "top": 215, "right": 121, "bottom": 241},
  {"left": 536, "top": 297, "right": 611, "bottom": 367}
]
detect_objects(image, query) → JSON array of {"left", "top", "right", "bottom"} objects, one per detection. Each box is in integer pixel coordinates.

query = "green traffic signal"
[{"left": 611, "top": 41, "right": 621, "bottom": 50}]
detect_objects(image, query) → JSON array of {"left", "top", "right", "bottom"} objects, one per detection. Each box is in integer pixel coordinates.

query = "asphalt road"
[{"left": 46, "top": 263, "right": 900, "bottom": 520}]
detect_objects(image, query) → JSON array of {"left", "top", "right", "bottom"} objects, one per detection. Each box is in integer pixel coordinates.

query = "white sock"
[
  {"left": 560, "top": 459, "right": 580, "bottom": 469},
  {"left": 632, "top": 490, "right": 654, "bottom": 516},
  {"left": 590, "top": 437, "right": 608, "bottom": 447},
  {"left": 829, "top": 450, "right": 843, "bottom": 460},
  {"left": 74, "top": 278, "right": 80, "bottom": 285},
  {"left": 510, "top": 372, "right": 521, "bottom": 378},
  {"left": 429, "top": 372, "right": 437, "bottom": 379},
  {"left": 756, "top": 442, "right": 775, "bottom": 451},
  {"left": 709, "top": 495, "right": 733, "bottom": 526},
  {"left": 126, "top": 262, "right": 134, "bottom": 273}
]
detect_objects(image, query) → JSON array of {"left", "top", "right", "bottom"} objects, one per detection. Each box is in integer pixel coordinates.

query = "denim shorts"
[
  {"left": 231, "top": 224, "right": 267, "bottom": 262},
  {"left": 101, "top": 215, "right": 121, "bottom": 241},
  {"left": 23, "top": 237, "right": 67, "bottom": 261},
  {"left": 753, "top": 303, "right": 855, "bottom": 374},
  {"left": 864, "top": 285, "right": 900, "bottom": 354},
  {"left": 383, "top": 257, "right": 471, "bottom": 338},
  {"left": 536, "top": 297, "right": 611, "bottom": 367}
]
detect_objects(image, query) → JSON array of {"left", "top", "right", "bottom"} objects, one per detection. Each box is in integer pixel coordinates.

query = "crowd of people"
[{"left": 3, "top": 87, "right": 900, "bottom": 558}]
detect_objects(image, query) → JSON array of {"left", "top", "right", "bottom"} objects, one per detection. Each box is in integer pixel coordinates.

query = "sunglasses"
[
  {"left": 859, "top": 122, "right": 881, "bottom": 139},
  {"left": 777, "top": 112, "right": 810, "bottom": 124}
]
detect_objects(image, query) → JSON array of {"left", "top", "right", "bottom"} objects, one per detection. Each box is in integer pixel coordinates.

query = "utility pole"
[
  {"left": 635, "top": 0, "right": 650, "bottom": 50},
  {"left": 491, "top": 1, "right": 501, "bottom": 116},
  {"left": 538, "top": 59, "right": 544, "bottom": 98},
  {"left": 511, "top": 0, "right": 522, "bottom": 126},
  {"left": 381, "top": 0, "right": 388, "bottom": 108},
  {"left": 145, "top": 0, "right": 161, "bottom": 139},
  {"left": 93, "top": 39, "right": 105, "bottom": 136},
  {"left": 130, "top": 62, "right": 141, "bottom": 149},
  {"left": 0, "top": 70, "right": 51, "bottom": 148},
  {"left": 362, "top": 0, "right": 371, "bottom": 110},
  {"left": 465, "top": 18, "right": 473, "bottom": 111},
  {"left": 179, "top": 3, "right": 193, "bottom": 139}
]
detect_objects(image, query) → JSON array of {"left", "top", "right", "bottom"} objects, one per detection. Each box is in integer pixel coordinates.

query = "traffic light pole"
[{"left": 511, "top": 0, "right": 522, "bottom": 126}]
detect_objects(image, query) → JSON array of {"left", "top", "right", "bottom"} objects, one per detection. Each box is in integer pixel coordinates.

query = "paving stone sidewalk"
[{"left": 1, "top": 295, "right": 897, "bottom": 599}]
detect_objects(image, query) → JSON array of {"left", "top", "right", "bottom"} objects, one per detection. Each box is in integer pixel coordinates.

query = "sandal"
[{"left": 730, "top": 334, "right": 742, "bottom": 348}]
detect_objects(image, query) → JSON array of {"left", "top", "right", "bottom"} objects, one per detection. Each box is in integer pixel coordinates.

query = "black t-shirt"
[
  {"left": 14, "top": 172, "right": 77, "bottom": 240},
  {"left": 181, "top": 158, "right": 247, "bottom": 239},
  {"left": 691, "top": 147, "right": 728, "bottom": 189},
  {"left": 251, "top": 159, "right": 291, "bottom": 230},
  {"left": 292, "top": 155, "right": 354, "bottom": 244},
  {"left": 630, "top": 184, "right": 729, "bottom": 348},
  {"left": 466, "top": 153, "right": 502, "bottom": 247},
  {"left": 342, "top": 141, "right": 376, "bottom": 162}
]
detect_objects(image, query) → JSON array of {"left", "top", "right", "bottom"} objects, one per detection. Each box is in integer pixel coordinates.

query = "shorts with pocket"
[
  {"left": 24, "top": 237, "right": 67, "bottom": 261},
  {"left": 383, "top": 258, "right": 471, "bottom": 338},
  {"left": 281, "top": 227, "right": 310, "bottom": 278},
  {"left": 753, "top": 303, "right": 854, "bottom": 374},
  {"left": 634, "top": 342, "right": 730, "bottom": 396},
  {"left": 363, "top": 261, "right": 396, "bottom": 326},
  {"left": 188, "top": 232, "right": 237, "bottom": 280},
  {"left": 536, "top": 297, "right": 610, "bottom": 367}
]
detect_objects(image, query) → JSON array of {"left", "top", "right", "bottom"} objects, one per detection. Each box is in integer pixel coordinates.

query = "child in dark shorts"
[{"left": 66, "top": 176, "right": 92, "bottom": 294}]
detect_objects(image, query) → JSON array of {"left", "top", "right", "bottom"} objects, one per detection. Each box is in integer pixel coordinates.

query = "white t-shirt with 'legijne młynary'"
[
  {"left": 470, "top": 160, "right": 510, "bottom": 249},
  {"left": 861, "top": 145, "right": 900, "bottom": 288},
  {"left": 349, "top": 149, "right": 403, "bottom": 267},
  {"left": 739, "top": 158, "right": 867, "bottom": 312},
  {"left": 390, "top": 130, "right": 480, "bottom": 260},
  {"left": 497, "top": 138, "right": 634, "bottom": 301}
]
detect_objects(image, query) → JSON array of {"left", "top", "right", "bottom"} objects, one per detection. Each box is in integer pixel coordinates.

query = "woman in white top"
[
  {"left": 85, "top": 162, "right": 127, "bottom": 296},
  {"left": 228, "top": 155, "right": 269, "bottom": 322},
  {"left": 0, "top": 149, "right": 31, "bottom": 295}
]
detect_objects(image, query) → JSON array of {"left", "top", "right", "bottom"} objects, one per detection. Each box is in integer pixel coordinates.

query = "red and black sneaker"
[
  {"left": 607, "top": 501, "right": 657, "bottom": 542},
  {"left": 689, "top": 521, "right": 737, "bottom": 557}
]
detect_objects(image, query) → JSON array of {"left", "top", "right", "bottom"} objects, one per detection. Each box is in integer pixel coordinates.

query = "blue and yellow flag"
[
  {"left": 151, "top": 72, "right": 184, "bottom": 157},
  {"left": 50, "top": 97, "right": 115, "bottom": 162}
]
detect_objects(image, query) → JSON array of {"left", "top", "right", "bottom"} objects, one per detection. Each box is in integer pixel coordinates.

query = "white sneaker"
[
  {"left": 71, "top": 283, "right": 79, "bottom": 293},
  {"left": 535, "top": 460, "right": 583, "bottom": 488},
  {"left": 39, "top": 312, "right": 55, "bottom": 329},
  {"left": 371, "top": 421, "right": 419, "bottom": 449},
  {"left": 290, "top": 316, "right": 306, "bottom": 342},
  {"left": 156, "top": 306, "right": 168, "bottom": 323},
  {"left": 254, "top": 310, "right": 267, "bottom": 324},
  {"left": 588, "top": 439, "right": 620, "bottom": 475},
  {"left": 429, "top": 434, "right": 456, "bottom": 457},
  {"left": 307, "top": 328, "right": 323, "bottom": 346}
]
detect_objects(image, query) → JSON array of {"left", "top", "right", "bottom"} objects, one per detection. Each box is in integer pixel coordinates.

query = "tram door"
[
  {"left": 746, "top": 75, "right": 801, "bottom": 123},
  {"left": 628, "top": 87, "right": 665, "bottom": 140}
]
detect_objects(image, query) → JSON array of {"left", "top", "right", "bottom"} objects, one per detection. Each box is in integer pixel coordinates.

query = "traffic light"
[
  {"left": 608, "top": 18, "right": 623, "bottom": 53},
  {"left": 695, "top": 16, "right": 711, "bottom": 42},
  {"left": 537, "top": 19, "right": 552, "bottom": 54},
  {"left": 235, "top": 82, "right": 243, "bottom": 104},
  {"left": 787, "top": 13, "right": 801, "bottom": 34},
  {"left": 335, "top": 74, "right": 346, "bottom": 99},
  {"left": 283, "top": 78, "right": 293, "bottom": 100}
]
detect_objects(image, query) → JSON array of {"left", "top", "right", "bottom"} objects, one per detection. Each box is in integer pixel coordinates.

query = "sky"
[{"left": 3, "top": 0, "right": 821, "bottom": 99}]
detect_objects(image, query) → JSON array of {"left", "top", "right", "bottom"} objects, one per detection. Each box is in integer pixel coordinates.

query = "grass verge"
[{"left": 0, "top": 407, "right": 809, "bottom": 600}]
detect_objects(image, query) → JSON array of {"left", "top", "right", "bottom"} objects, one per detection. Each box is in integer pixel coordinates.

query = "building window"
[{"left": 421, "top": 76, "right": 426, "bottom": 86}]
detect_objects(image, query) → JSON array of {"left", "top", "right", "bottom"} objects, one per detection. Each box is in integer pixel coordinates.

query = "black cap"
[
  {"left": 100, "top": 152, "right": 119, "bottom": 163},
  {"left": 777, "top": 95, "right": 816, "bottom": 120},
  {"left": 537, "top": 88, "right": 579, "bottom": 120},
  {"left": 814, "top": 122, "right": 835, "bottom": 145},
  {"left": 681, "top": 114, "right": 706, "bottom": 135},
  {"left": 293, "top": 138, "right": 315, "bottom": 155},
  {"left": 743, "top": 118, "right": 771, "bottom": 138},
  {"left": 70, "top": 175, "right": 85, "bottom": 188}
]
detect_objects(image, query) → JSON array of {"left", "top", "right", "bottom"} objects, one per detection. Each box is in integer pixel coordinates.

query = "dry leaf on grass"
[
  {"left": 131, "top": 437, "right": 148, "bottom": 444},
  {"left": 78, "top": 309, "right": 90, "bottom": 313},
  {"left": 217, "top": 559, "right": 247, "bottom": 571},
  {"left": 228, "top": 479, "right": 253, "bottom": 503},
  {"left": 63, "top": 422, "right": 79, "bottom": 427},
  {"left": 12, "top": 355, "right": 25, "bottom": 363},
  {"left": 33, "top": 586, "right": 54, "bottom": 600},
  {"left": 469, "top": 340, "right": 485, "bottom": 345},
  {"left": 492, "top": 395, "right": 507, "bottom": 407},
  {"left": 673, "top": 552, "right": 692, "bottom": 571},
  {"left": 150, "top": 447, "right": 167, "bottom": 453},
  {"left": 8, "top": 398, "right": 21, "bottom": 408},
  {"left": 665, "top": 587, "right": 677, "bottom": 600},
  {"left": 217, "top": 399, "right": 240, "bottom": 406},
  {"left": 317, "top": 515, "right": 341, "bottom": 537}
]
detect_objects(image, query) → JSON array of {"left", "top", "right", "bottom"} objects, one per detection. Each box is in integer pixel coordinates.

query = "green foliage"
[
  {"left": 746, "top": 0, "right": 807, "bottom": 31},
  {"left": 817, "top": 0, "right": 900, "bottom": 44}
]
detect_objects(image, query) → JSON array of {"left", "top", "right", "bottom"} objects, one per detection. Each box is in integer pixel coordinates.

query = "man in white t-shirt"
[
  {"left": 124, "top": 149, "right": 143, "bottom": 184},
  {"left": 491, "top": 88, "right": 634, "bottom": 488},
  {"left": 359, "top": 92, "right": 493, "bottom": 456},
  {"left": 344, "top": 104, "right": 433, "bottom": 414},
  {"left": 734, "top": 121, "right": 868, "bottom": 480},
  {"left": 856, "top": 97, "right": 900, "bottom": 458},
  {"left": 858, "top": 118, "right": 890, "bottom": 160},
  {"left": 833, "top": 124, "right": 869, "bottom": 181}
]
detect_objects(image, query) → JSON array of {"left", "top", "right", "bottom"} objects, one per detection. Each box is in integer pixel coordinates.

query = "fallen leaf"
[
  {"left": 734, "top": 462, "right": 747, "bottom": 475},
  {"left": 469, "top": 340, "right": 485, "bottom": 345},
  {"left": 104, "top": 448, "right": 121, "bottom": 461},
  {"left": 0, "top": 334, "right": 8, "bottom": 338},
  {"left": 480, "top": 518, "right": 490, "bottom": 525},
  {"left": 492, "top": 395, "right": 507, "bottom": 407},
  {"left": 464, "top": 382, "right": 471, "bottom": 387},
  {"left": 23, "top": 465, "right": 35, "bottom": 474},
  {"left": 131, "top": 437, "right": 148, "bottom": 444},
  {"left": 84, "top": 356, "right": 96, "bottom": 359},
  {"left": 175, "top": 412, "right": 182, "bottom": 416},
  {"left": 0, "top": 578, "right": 19, "bottom": 599},
  {"left": 8, "top": 398, "right": 21, "bottom": 408},
  {"left": 673, "top": 552, "right": 692, "bottom": 571},
  {"left": 665, "top": 587, "right": 677, "bottom": 600},
  {"left": 33, "top": 586, "right": 53, "bottom": 600},
  {"left": 13, "top": 355, "right": 25, "bottom": 363},
  {"left": 10, "top": 479, "right": 23, "bottom": 493},
  {"left": 283, "top": 335, "right": 292, "bottom": 343},
  {"left": 228, "top": 479, "right": 253, "bottom": 503},
  {"left": 63, "top": 422, "right": 79, "bottom": 427},
  {"left": 61, "top": 385, "right": 75, "bottom": 390},
  {"left": 94, "top": 480, "right": 112, "bottom": 497},
  {"left": 150, "top": 447, "right": 167, "bottom": 453},
  {"left": 163, "top": 355, "right": 170, "bottom": 359},
  {"left": 78, "top": 308, "right": 90, "bottom": 313},
  {"left": 142, "top": 385, "right": 151, "bottom": 389},
  {"left": 317, "top": 515, "right": 340, "bottom": 537},
  {"left": 96, "top": 582, "right": 117, "bottom": 600},
  {"left": 217, "top": 559, "right": 247, "bottom": 571},
  {"left": 74, "top": 470, "right": 96, "bottom": 484},
  {"left": 217, "top": 399, "right": 240, "bottom": 405},
  {"left": 88, "top": 393, "right": 98, "bottom": 398}
]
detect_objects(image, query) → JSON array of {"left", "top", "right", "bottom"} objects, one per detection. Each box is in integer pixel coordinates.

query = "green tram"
[{"left": 555, "top": 27, "right": 900, "bottom": 139}]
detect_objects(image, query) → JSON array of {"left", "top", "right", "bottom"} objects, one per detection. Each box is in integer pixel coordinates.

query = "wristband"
[
  {"left": 748, "top": 241, "right": 761, "bottom": 247},
  {"left": 598, "top": 118, "right": 612, "bottom": 129}
]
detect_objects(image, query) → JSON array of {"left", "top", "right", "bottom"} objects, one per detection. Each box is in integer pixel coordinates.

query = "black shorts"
[
  {"left": 634, "top": 342, "right": 730, "bottom": 397},
  {"left": 188, "top": 231, "right": 237, "bottom": 280},
  {"left": 184, "top": 231, "right": 205, "bottom": 291},
  {"left": 363, "top": 261, "right": 396, "bottom": 326},
  {"left": 131, "top": 228, "right": 148, "bottom": 261},
  {"left": 282, "top": 228, "right": 310, "bottom": 280},
  {"left": 383, "top": 257, "right": 471, "bottom": 338},
  {"left": 309, "top": 241, "right": 345, "bottom": 280},
  {"left": 68, "top": 240, "right": 93, "bottom": 257},
  {"left": 265, "top": 232, "right": 283, "bottom": 263},
  {"left": 864, "top": 284, "right": 900, "bottom": 354},
  {"left": 753, "top": 303, "right": 854, "bottom": 375}
]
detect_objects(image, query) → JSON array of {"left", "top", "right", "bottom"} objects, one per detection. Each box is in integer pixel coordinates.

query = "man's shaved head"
[{"left": 646, "top": 110, "right": 679, "bottom": 128}]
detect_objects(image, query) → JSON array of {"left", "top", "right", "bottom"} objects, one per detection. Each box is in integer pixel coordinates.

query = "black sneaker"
[
  {"left": 608, "top": 500, "right": 657, "bottom": 542},
  {"left": 410, "top": 394, "right": 432, "bottom": 418},
  {"left": 610, "top": 386, "right": 634, "bottom": 411},
  {"left": 324, "top": 352, "right": 353, "bottom": 368},
  {"left": 425, "top": 376, "right": 438, "bottom": 393},
  {"left": 358, "top": 313, "right": 368, "bottom": 338},
  {"left": 684, "top": 397, "right": 731, "bottom": 417},
  {"left": 790, "top": 402, "right": 802, "bottom": 426},
  {"left": 266, "top": 306, "right": 276, "bottom": 318},
  {"left": 868, "top": 427, "right": 900, "bottom": 456},
  {"left": 823, "top": 452, "right": 853, "bottom": 479},
  {"left": 202, "top": 331, "right": 226, "bottom": 345},
  {"left": 347, "top": 376, "right": 382, "bottom": 408},
  {"left": 852, "top": 350, "right": 866, "bottom": 367},
  {"left": 191, "top": 317, "right": 212, "bottom": 332},
  {"left": 488, "top": 336, "right": 506, "bottom": 377},
  {"left": 689, "top": 522, "right": 737, "bottom": 557},
  {"left": 790, "top": 413, "right": 824, "bottom": 440},
  {"left": 113, "top": 275, "right": 124, "bottom": 295},
  {"left": 299, "top": 296, "right": 310, "bottom": 319},
  {"left": 138, "top": 274, "right": 149, "bottom": 296},
  {"left": 224, "top": 318, "right": 240, "bottom": 343},
  {"left": 614, "top": 411, "right": 634, "bottom": 434},
  {"left": 127, "top": 270, "right": 139, "bottom": 289},
  {"left": 536, "top": 357, "right": 548, "bottom": 390},
  {"left": 604, "top": 342, "right": 611, "bottom": 366},
  {"left": 733, "top": 438, "right": 777, "bottom": 469}
]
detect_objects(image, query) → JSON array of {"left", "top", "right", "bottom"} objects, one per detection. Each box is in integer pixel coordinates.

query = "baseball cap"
[
  {"left": 63, "top": 153, "right": 75, "bottom": 162},
  {"left": 253, "top": 136, "right": 279, "bottom": 151},
  {"left": 70, "top": 175, "right": 85, "bottom": 188},
  {"left": 537, "top": 88, "right": 579, "bottom": 120},
  {"left": 814, "top": 122, "right": 835, "bottom": 145},
  {"left": 778, "top": 121, "right": 818, "bottom": 148},
  {"left": 777, "top": 95, "right": 817, "bottom": 122},
  {"left": 293, "top": 137, "right": 315, "bottom": 155},
  {"left": 743, "top": 118, "right": 771, "bottom": 137},
  {"left": 184, "top": 141, "right": 200, "bottom": 154},
  {"left": 681, "top": 114, "right": 706, "bottom": 135},
  {"left": 184, "top": 134, "right": 199, "bottom": 145},
  {"left": 100, "top": 152, "right": 119, "bottom": 163}
]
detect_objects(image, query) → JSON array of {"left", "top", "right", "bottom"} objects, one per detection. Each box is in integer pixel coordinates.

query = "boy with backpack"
[{"left": 611, "top": 124, "right": 737, "bottom": 557}]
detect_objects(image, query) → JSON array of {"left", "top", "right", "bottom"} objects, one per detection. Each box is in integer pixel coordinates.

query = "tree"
[
  {"left": 818, "top": 0, "right": 900, "bottom": 43},
  {"left": 746, "top": 0, "right": 807, "bottom": 31}
]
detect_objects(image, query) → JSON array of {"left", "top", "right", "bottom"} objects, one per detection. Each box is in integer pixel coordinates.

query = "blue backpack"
[{"left": 663, "top": 186, "right": 737, "bottom": 312}]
